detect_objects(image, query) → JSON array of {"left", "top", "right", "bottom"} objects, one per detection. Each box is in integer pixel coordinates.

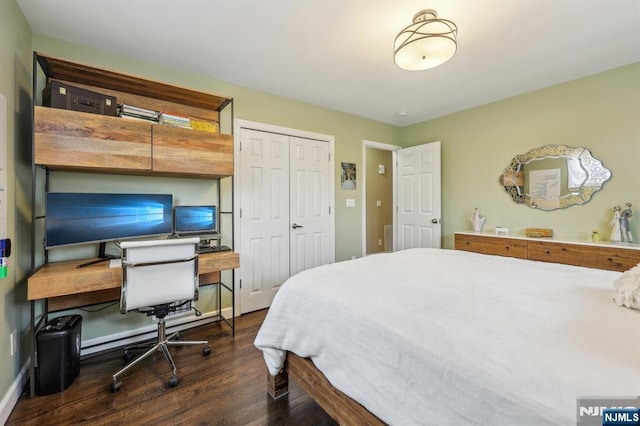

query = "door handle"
[
  {"left": 292, "top": 223, "right": 303, "bottom": 229},
  {"left": 431, "top": 218, "right": 441, "bottom": 224}
]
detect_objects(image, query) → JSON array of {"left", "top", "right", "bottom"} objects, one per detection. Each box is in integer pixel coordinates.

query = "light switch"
[
  {"left": 376, "top": 200, "right": 382, "bottom": 207},
  {"left": 346, "top": 199, "right": 356, "bottom": 208}
]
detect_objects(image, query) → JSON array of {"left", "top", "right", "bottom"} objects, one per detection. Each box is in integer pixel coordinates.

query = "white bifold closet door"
[{"left": 239, "top": 128, "right": 331, "bottom": 313}]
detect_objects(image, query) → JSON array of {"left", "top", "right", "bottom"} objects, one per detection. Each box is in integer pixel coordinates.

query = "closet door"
[
  {"left": 238, "top": 129, "right": 290, "bottom": 313},
  {"left": 289, "top": 137, "right": 332, "bottom": 276},
  {"left": 238, "top": 129, "right": 333, "bottom": 313}
]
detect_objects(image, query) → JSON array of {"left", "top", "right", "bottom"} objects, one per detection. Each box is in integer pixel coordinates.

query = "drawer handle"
[{"left": 545, "top": 250, "right": 551, "bottom": 254}]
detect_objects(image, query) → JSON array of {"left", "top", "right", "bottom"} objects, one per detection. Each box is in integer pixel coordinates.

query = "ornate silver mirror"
[{"left": 499, "top": 145, "right": 611, "bottom": 210}]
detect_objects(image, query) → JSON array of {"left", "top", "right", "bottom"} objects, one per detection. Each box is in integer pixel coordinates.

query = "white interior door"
[
  {"left": 396, "top": 141, "right": 442, "bottom": 250},
  {"left": 238, "top": 126, "right": 334, "bottom": 313},
  {"left": 238, "top": 129, "right": 291, "bottom": 313},
  {"left": 289, "top": 137, "right": 332, "bottom": 276}
]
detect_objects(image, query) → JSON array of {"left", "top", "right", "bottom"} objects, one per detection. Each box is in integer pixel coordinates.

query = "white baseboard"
[{"left": 0, "top": 357, "right": 30, "bottom": 425}]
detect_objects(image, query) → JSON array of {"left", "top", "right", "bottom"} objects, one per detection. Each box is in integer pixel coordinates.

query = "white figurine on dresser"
[
  {"left": 469, "top": 208, "right": 486, "bottom": 233},
  {"left": 610, "top": 206, "right": 622, "bottom": 242}
]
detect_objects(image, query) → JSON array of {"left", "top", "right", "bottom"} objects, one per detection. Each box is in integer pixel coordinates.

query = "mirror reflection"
[{"left": 499, "top": 145, "right": 611, "bottom": 210}]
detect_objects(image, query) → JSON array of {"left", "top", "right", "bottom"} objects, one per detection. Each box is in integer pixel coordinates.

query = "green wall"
[
  {"left": 0, "top": 0, "right": 32, "bottom": 411},
  {"left": 400, "top": 62, "right": 640, "bottom": 248}
]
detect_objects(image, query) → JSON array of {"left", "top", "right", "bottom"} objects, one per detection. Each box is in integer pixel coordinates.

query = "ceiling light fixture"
[{"left": 393, "top": 9, "right": 457, "bottom": 71}]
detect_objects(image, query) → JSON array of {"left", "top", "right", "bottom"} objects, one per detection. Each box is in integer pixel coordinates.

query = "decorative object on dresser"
[
  {"left": 469, "top": 208, "right": 485, "bottom": 232},
  {"left": 499, "top": 145, "right": 611, "bottom": 210},
  {"left": 620, "top": 202, "right": 633, "bottom": 242},
  {"left": 525, "top": 227, "right": 553, "bottom": 238},
  {"left": 495, "top": 226, "right": 509, "bottom": 236},
  {"left": 610, "top": 205, "right": 623, "bottom": 242}
]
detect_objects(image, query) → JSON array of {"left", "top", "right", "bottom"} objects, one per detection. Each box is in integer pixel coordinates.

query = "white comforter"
[{"left": 254, "top": 248, "right": 640, "bottom": 425}]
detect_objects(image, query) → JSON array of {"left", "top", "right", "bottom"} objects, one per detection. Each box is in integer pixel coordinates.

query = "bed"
[{"left": 254, "top": 247, "right": 640, "bottom": 425}]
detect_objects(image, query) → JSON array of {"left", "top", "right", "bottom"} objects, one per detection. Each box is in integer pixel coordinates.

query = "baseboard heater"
[{"left": 79, "top": 307, "right": 233, "bottom": 357}]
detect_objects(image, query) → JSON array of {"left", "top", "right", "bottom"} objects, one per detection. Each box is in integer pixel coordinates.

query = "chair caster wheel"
[
  {"left": 123, "top": 350, "right": 133, "bottom": 363},
  {"left": 110, "top": 381, "right": 122, "bottom": 393},
  {"left": 203, "top": 346, "right": 211, "bottom": 356},
  {"left": 168, "top": 375, "right": 178, "bottom": 388}
]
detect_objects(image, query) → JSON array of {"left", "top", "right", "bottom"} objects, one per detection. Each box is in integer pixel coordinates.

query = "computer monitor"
[
  {"left": 173, "top": 205, "right": 218, "bottom": 237},
  {"left": 45, "top": 192, "right": 174, "bottom": 249}
]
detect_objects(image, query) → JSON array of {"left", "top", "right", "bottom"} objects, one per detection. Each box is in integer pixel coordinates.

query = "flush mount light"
[{"left": 393, "top": 9, "right": 457, "bottom": 71}]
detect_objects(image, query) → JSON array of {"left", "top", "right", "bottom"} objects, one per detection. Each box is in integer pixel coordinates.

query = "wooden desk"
[
  {"left": 28, "top": 250, "right": 239, "bottom": 398},
  {"left": 28, "top": 250, "right": 239, "bottom": 311}
]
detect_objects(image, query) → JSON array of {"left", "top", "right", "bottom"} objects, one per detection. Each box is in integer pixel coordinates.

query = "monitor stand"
[{"left": 77, "top": 242, "right": 117, "bottom": 268}]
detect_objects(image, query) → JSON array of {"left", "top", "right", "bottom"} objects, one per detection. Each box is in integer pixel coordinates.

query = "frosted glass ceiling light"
[{"left": 394, "top": 9, "right": 457, "bottom": 71}]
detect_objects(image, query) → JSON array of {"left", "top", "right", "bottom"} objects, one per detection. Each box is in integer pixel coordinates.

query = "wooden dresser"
[{"left": 455, "top": 232, "right": 640, "bottom": 272}]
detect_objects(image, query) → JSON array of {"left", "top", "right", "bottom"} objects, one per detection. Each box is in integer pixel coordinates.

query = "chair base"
[{"left": 110, "top": 318, "right": 210, "bottom": 392}]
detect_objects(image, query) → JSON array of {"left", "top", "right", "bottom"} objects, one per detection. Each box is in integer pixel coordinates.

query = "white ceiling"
[{"left": 16, "top": 0, "right": 640, "bottom": 126}]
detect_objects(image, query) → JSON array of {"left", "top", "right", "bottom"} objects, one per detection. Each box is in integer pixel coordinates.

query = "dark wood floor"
[{"left": 7, "top": 309, "right": 337, "bottom": 425}]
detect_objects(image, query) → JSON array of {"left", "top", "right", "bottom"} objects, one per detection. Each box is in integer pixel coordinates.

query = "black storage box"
[
  {"left": 36, "top": 315, "right": 82, "bottom": 395},
  {"left": 43, "top": 80, "right": 117, "bottom": 116}
]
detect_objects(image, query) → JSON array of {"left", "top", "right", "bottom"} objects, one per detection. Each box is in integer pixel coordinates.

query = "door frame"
[
  {"left": 234, "top": 119, "right": 336, "bottom": 313},
  {"left": 361, "top": 140, "right": 401, "bottom": 257}
]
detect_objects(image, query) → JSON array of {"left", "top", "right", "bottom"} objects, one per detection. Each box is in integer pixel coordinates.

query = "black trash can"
[{"left": 36, "top": 315, "right": 82, "bottom": 395}]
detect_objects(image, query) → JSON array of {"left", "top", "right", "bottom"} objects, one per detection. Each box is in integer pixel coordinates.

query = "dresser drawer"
[
  {"left": 454, "top": 233, "right": 527, "bottom": 259},
  {"left": 527, "top": 240, "right": 640, "bottom": 271}
]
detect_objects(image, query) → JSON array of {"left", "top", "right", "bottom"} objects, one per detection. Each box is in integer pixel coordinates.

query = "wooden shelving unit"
[
  {"left": 29, "top": 52, "right": 237, "bottom": 397},
  {"left": 34, "top": 53, "right": 233, "bottom": 178}
]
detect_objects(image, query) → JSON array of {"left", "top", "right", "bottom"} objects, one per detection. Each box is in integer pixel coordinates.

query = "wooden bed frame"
[
  {"left": 266, "top": 240, "right": 640, "bottom": 424},
  {"left": 269, "top": 353, "right": 385, "bottom": 425}
]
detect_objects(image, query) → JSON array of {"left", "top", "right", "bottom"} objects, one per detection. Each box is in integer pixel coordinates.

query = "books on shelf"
[
  {"left": 118, "top": 104, "right": 160, "bottom": 122},
  {"left": 117, "top": 105, "right": 219, "bottom": 133},
  {"left": 190, "top": 118, "right": 218, "bottom": 133},
  {"left": 160, "top": 111, "right": 191, "bottom": 128}
]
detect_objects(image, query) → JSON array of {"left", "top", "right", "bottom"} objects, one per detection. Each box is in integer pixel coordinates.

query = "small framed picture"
[{"left": 341, "top": 162, "right": 356, "bottom": 190}]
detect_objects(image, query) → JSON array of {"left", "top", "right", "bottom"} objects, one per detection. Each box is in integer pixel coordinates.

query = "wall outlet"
[
  {"left": 10, "top": 330, "right": 17, "bottom": 356},
  {"left": 378, "top": 239, "right": 383, "bottom": 246}
]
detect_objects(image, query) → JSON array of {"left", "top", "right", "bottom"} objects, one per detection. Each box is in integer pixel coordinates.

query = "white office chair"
[{"left": 110, "top": 237, "right": 210, "bottom": 393}]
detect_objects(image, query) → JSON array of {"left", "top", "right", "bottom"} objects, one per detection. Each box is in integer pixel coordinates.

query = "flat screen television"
[
  {"left": 45, "top": 192, "right": 174, "bottom": 250},
  {"left": 173, "top": 205, "right": 218, "bottom": 237}
]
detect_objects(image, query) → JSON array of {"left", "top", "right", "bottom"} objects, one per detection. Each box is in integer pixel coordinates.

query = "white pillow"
[{"left": 613, "top": 263, "right": 640, "bottom": 310}]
